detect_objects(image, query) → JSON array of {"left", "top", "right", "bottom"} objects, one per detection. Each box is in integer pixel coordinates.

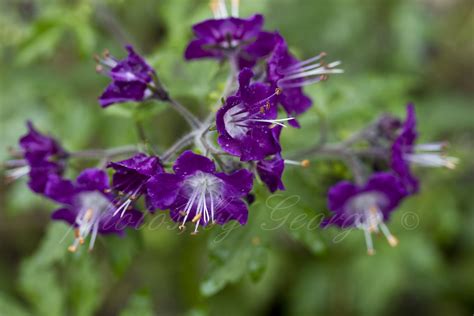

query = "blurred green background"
[{"left": 1, "top": 0, "right": 473, "bottom": 315}]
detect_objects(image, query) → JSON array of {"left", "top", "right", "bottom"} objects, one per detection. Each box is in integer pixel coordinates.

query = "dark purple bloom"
[
  {"left": 267, "top": 33, "right": 342, "bottom": 123},
  {"left": 19, "top": 121, "right": 66, "bottom": 164},
  {"left": 97, "top": 45, "right": 156, "bottom": 107},
  {"left": 391, "top": 104, "right": 458, "bottom": 194},
  {"left": 323, "top": 172, "right": 407, "bottom": 255},
  {"left": 107, "top": 153, "right": 163, "bottom": 213},
  {"left": 6, "top": 122, "right": 67, "bottom": 194},
  {"left": 256, "top": 125, "right": 285, "bottom": 192},
  {"left": 46, "top": 168, "right": 143, "bottom": 252},
  {"left": 147, "top": 151, "right": 253, "bottom": 233},
  {"left": 257, "top": 153, "right": 285, "bottom": 193},
  {"left": 237, "top": 31, "right": 279, "bottom": 70},
  {"left": 184, "top": 14, "right": 265, "bottom": 67},
  {"left": 216, "top": 68, "right": 290, "bottom": 161}
]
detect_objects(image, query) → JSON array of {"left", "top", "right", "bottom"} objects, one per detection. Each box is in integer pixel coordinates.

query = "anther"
[
  {"left": 301, "top": 159, "right": 310, "bottom": 168},
  {"left": 84, "top": 208, "right": 94, "bottom": 222},
  {"left": 192, "top": 213, "right": 202, "bottom": 223},
  {"left": 275, "top": 87, "right": 282, "bottom": 95},
  {"left": 68, "top": 245, "right": 77, "bottom": 253}
]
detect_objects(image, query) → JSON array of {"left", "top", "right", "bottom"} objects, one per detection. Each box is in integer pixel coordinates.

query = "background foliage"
[{"left": 1, "top": 0, "right": 473, "bottom": 315}]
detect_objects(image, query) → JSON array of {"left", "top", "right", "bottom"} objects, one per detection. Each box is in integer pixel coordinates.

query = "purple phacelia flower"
[
  {"left": 256, "top": 125, "right": 286, "bottom": 193},
  {"left": 267, "top": 33, "right": 343, "bottom": 124},
  {"left": 257, "top": 153, "right": 285, "bottom": 193},
  {"left": 184, "top": 0, "right": 265, "bottom": 67},
  {"left": 391, "top": 104, "right": 458, "bottom": 194},
  {"left": 146, "top": 150, "right": 253, "bottom": 234},
  {"left": 5, "top": 122, "right": 67, "bottom": 194},
  {"left": 97, "top": 45, "right": 157, "bottom": 107},
  {"left": 46, "top": 168, "right": 143, "bottom": 252},
  {"left": 237, "top": 31, "right": 279, "bottom": 70},
  {"left": 323, "top": 172, "right": 407, "bottom": 255},
  {"left": 107, "top": 153, "right": 163, "bottom": 214},
  {"left": 216, "top": 68, "right": 292, "bottom": 161}
]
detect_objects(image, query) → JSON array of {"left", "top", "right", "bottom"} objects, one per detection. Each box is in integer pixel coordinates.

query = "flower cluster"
[{"left": 4, "top": 0, "right": 456, "bottom": 255}]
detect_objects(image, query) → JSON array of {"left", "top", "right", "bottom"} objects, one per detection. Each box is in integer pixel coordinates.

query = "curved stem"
[
  {"left": 162, "top": 132, "right": 197, "bottom": 162},
  {"left": 166, "top": 98, "right": 202, "bottom": 129}
]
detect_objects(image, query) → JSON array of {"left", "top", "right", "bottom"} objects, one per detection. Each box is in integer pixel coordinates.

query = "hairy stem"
[
  {"left": 162, "top": 132, "right": 197, "bottom": 162},
  {"left": 167, "top": 98, "right": 202, "bottom": 129}
]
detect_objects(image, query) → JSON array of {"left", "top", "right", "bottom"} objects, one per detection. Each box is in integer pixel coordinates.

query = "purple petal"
[
  {"left": 76, "top": 168, "right": 110, "bottom": 192},
  {"left": 99, "top": 81, "right": 149, "bottom": 107},
  {"left": 172, "top": 150, "right": 216, "bottom": 176},
  {"left": 363, "top": 172, "right": 407, "bottom": 220},
  {"left": 108, "top": 153, "right": 162, "bottom": 176},
  {"left": 44, "top": 173, "right": 76, "bottom": 205},
  {"left": 51, "top": 207, "right": 77, "bottom": 226},
  {"left": 184, "top": 38, "right": 221, "bottom": 60},
  {"left": 215, "top": 199, "right": 249, "bottom": 225},
  {"left": 146, "top": 173, "right": 184, "bottom": 210},
  {"left": 257, "top": 154, "right": 285, "bottom": 193},
  {"left": 109, "top": 45, "right": 154, "bottom": 83},
  {"left": 216, "top": 169, "right": 253, "bottom": 197}
]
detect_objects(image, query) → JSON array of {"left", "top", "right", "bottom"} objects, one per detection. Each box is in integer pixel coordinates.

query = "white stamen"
[
  {"left": 218, "top": 0, "right": 228, "bottom": 18},
  {"left": 179, "top": 172, "right": 222, "bottom": 233},
  {"left": 5, "top": 165, "right": 30, "bottom": 181},
  {"left": 250, "top": 117, "right": 295, "bottom": 127},
  {"left": 414, "top": 142, "right": 446, "bottom": 152},
  {"left": 231, "top": 0, "right": 239, "bottom": 17},
  {"left": 279, "top": 67, "right": 344, "bottom": 82},
  {"left": 347, "top": 192, "right": 398, "bottom": 255},
  {"left": 404, "top": 153, "right": 459, "bottom": 169},
  {"left": 67, "top": 192, "right": 112, "bottom": 252},
  {"left": 283, "top": 53, "right": 327, "bottom": 72}
]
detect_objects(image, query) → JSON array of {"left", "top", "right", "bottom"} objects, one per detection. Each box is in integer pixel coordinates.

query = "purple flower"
[
  {"left": 147, "top": 151, "right": 253, "bottom": 233},
  {"left": 256, "top": 125, "right": 285, "bottom": 192},
  {"left": 391, "top": 104, "right": 458, "bottom": 194},
  {"left": 107, "top": 153, "right": 163, "bottom": 213},
  {"left": 46, "top": 168, "right": 143, "bottom": 252},
  {"left": 184, "top": 13, "right": 264, "bottom": 67},
  {"left": 216, "top": 68, "right": 291, "bottom": 161},
  {"left": 267, "top": 33, "right": 343, "bottom": 123},
  {"left": 5, "top": 122, "right": 67, "bottom": 194},
  {"left": 237, "top": 31, "right": 279, "bottom": 70},
  {"left": 257, "top": 153, "right": 285, "bottom": 193},
  {"left": 97, "top": 45, "right": 157, "bottom": 107},
  {"left": 323, "top": 172, "right": 407, "bottom": 255}
]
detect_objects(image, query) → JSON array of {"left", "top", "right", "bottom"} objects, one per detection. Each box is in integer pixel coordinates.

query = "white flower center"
[
  {"left": 68, "top": 192, "right": 112, "bottom": 252},
  {"left": 180, "top": 172, "right": 223, "bottom": 234},
  {"left": 344, "top": 191, "right": 398, "bottom": 255}
]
